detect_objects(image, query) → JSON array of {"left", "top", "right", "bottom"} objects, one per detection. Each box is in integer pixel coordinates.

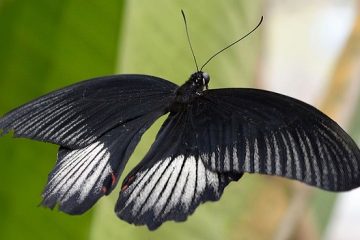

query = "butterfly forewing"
[
  {"left": 0, "top": 74, "right": 177, "bottom": 148},
  {"left": 192, "top": 88, "right": 360, "bottom": 191}
]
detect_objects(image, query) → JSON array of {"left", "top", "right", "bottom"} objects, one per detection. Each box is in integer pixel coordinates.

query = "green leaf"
[{"left": 0, "top": 1, "right": 125, "bottom": 239}]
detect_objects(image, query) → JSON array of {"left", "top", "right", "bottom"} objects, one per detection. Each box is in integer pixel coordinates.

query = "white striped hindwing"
[
  {"left": 116, "top": 154, "right": 241, "bottom": 230},
  {"left": 42, "top": 142, "right": 113, "bottom": 214},
  {"left": 115, "top": 111, "right": 241, "bottom": 230},
  {"left": 193, "top": 89, "right": 360, "bottom": 191},
  {"left": 41, "top": 111, "right": 162, "bottom": 214}
]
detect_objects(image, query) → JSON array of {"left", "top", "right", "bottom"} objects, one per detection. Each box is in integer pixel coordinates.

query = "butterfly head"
[
  {"left": 189, "top": 71, "right": 210, "bottom": 91},
  {"left": 173, "top": 71, "right": 210, "bottom": 106}
]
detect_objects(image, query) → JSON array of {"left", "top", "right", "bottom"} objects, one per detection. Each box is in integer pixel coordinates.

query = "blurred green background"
[{"left": 0, "top": 0, "right": 359, "bottom": 239}]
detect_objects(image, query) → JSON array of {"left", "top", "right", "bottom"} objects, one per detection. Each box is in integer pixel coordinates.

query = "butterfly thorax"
[{"left": 174, "top": 71, "right": 210, "bottom": 104}]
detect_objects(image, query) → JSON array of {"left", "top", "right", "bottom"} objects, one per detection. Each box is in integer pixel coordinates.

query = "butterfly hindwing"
[
  {"left": 41, "top": 111, "right": 164, "bottom": 214},
  {"left": 192, "top": 88, "right": 360, "bottom": 191},
  {"left": 115, "top": 111, "right": 242, "bottom": 230},
  {"left": 0, "top": 74, "right": 177, "bottom": 148}
]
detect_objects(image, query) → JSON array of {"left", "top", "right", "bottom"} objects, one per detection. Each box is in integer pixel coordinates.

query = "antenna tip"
[{"left": 181, "top": 10, "right": 186, "bottom": 20}]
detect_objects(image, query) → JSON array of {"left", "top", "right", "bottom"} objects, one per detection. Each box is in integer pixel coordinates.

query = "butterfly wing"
[
  {"left": 0, "top": 74, "right": 177, "bottom": 148},
  {"left": 192, "top": 88, "right": 360, "bottom": 191},
  {"left": 0, "top": 74, "right": 178, "bottom": 213},
  {"left": 115, "top": 111, "right": 242, "bottom": 230},
  {"left": 41, "top": 110, "right": 163, "bottom": 214}
]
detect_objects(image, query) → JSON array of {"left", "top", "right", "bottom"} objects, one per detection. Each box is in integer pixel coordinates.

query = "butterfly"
[{"left": 0, "top": 12, "right": 360, "bottom": 231}]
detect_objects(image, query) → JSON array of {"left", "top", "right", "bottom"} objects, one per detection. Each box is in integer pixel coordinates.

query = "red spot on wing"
[
  {"left": 121, "top": 185, "right": 129, "bottom": 191},
  {"left": 121, "top": 175, "right": 136, "bottom": 191},
  {"left": 111, "top": 172, "right": 117, "bottom": 186}
]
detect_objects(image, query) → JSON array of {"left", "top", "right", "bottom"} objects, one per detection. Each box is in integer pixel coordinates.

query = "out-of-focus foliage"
[
  {"left": 311, "top": 10, "right": 360, "bottom": 235},
  {"left": 0, "top": 0, "right": 125, "bottom": 239}
]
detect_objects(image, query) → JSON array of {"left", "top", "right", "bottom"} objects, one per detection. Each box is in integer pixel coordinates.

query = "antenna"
[
  {"left": 181, "top": 10, "right": 199, "bottom": 71},
  {"left": 200, "top": 16, "right": 264, "bottom": 70}
]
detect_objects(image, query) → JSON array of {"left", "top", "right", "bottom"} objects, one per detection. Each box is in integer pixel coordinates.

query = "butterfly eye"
[{"left": 202, "top": 72, "right": 210, "bottom": 84}]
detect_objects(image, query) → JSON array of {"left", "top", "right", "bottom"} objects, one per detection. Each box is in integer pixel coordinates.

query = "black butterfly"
[{"left": 1, "top": 13, "right": 360, "bottom": 231}]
